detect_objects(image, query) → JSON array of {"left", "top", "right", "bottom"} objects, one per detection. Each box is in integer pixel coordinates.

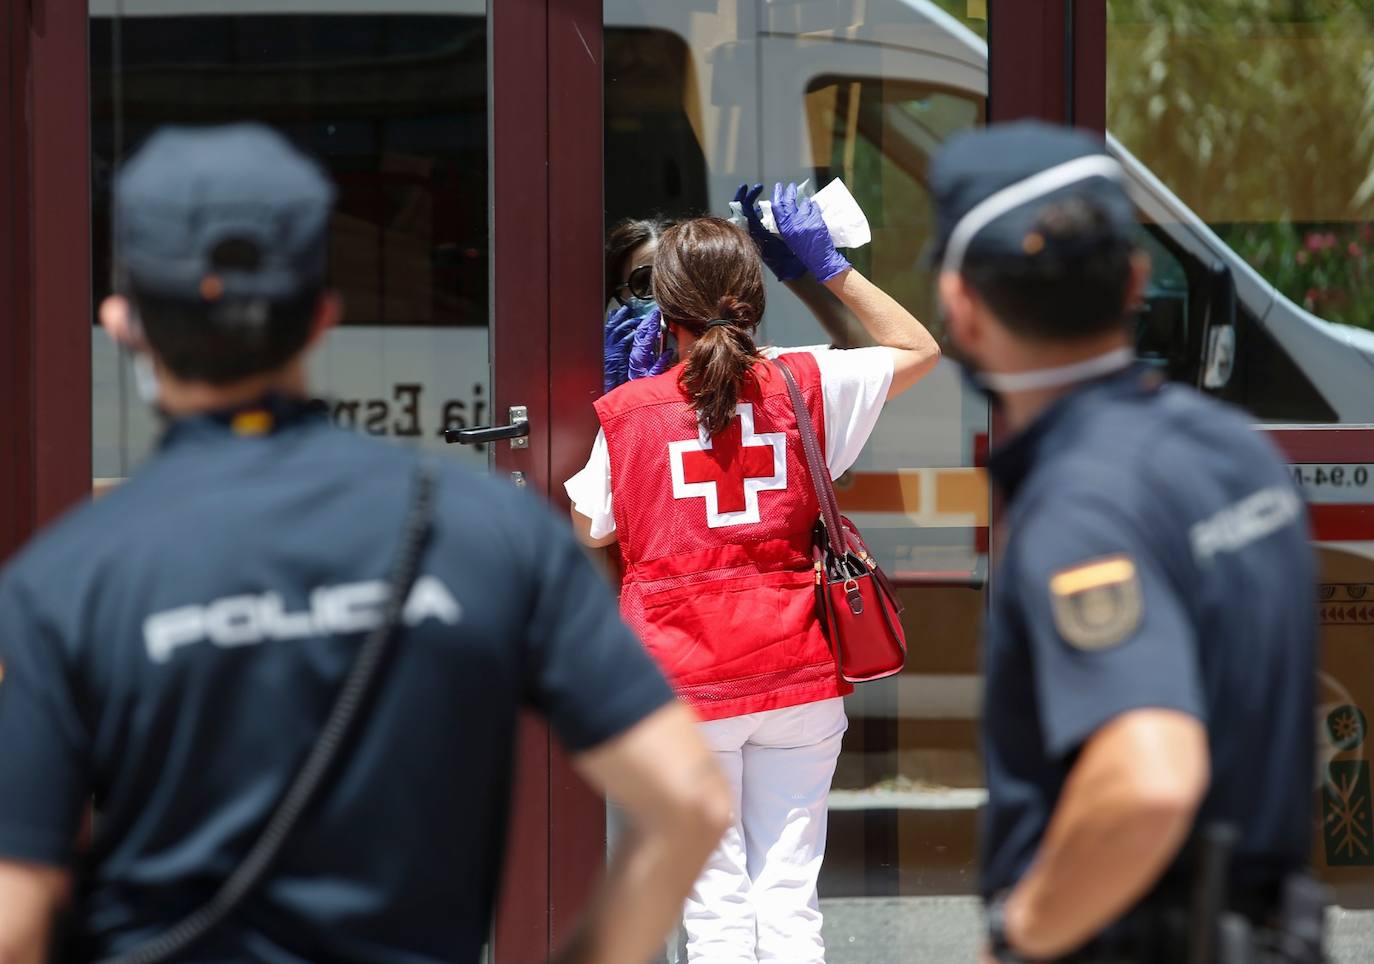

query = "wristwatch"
[{"left": 986, "top": 892, "right": 1025, "bottom": 963}]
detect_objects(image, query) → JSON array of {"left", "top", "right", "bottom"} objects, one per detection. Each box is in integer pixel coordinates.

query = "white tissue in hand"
[
  {"left": 751, "top": 179, "right": 870, "bottom": 250},
  {"left": 757, "top": 199, "right": 779, "bottom": 235},
  {"left": 727, "top": 201, "right": 747, "bottom": 231},
  {"left": 811, "top": 178, "right": 871, "bottom": 249}
]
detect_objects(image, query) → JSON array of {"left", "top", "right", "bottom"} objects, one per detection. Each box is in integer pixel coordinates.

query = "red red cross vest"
[{"left": 594, "top": 353, "right": 851, "bottom": 721}]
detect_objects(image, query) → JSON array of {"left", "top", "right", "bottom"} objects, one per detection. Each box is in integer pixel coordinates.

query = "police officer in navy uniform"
[
  {"left": 927, "top": 122, "right": 1325, "bottom": 963},
  {"left": 0, "top": 124, "right": 730, "bottom": 963}
]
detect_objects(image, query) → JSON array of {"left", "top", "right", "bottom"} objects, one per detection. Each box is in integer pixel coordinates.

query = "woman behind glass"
[{"left": 604, "top": 217, "right": 672, "bottom": 393}]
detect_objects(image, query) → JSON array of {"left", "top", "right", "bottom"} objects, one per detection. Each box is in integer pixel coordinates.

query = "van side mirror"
[
  {"left": 1202, "top": 326, "right": 1235, "bottom": 390},
  {"left": 1202, "top": 260, "right": 1236, "bottom": 390}
]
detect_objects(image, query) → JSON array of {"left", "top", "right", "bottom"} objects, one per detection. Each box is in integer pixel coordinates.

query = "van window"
[
  {"left": 1134, "top": 226, "right": 1196, "bottom": 383},
  {"left": 604, "top": 29, "right": 708, "bottom": 225},
  {"left": 91, "top": 13, "right": 489, "bottom": 330},
  {"left": 1217, "top": 311, "right": 1337, "bottom": 423},
  {"left": 91, "top": 14, "right": 489, "bottom": 329},
  {"left": 806, "top": 76, "right": 984, "bottom": 321},
  {"left": 1109, "top": 2, "right": 1374, "bottom": 423},
  {"left": 90, "top": 9, "right": 492, "bottom": 481},
  {"left": 1133, "top": 223, "right": 1336, "bottom": 421}
]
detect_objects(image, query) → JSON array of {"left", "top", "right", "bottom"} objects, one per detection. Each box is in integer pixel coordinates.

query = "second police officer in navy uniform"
[
  {"left": 0, "top": 125, "right": 731, "bottom": 963},
  {"left": 927, "top": 122, "right": 1327, "bottom": 963}
]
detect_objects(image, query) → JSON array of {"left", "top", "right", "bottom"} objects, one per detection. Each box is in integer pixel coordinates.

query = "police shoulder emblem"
[{"left": 1048, "top": 554, "right": 1142, "bottom": 651}]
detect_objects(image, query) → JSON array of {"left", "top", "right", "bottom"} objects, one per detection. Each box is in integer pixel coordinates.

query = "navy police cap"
[
  {"left": 114, "top": 123, "right": 336, "bottom": 303},
  {"left": 927, "top": 120, "right": 1137, "bottom": 274}
]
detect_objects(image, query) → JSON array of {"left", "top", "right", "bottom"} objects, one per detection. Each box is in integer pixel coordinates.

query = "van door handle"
[{"left": 445, "top": 406, "right": 529, "bottom": 448}]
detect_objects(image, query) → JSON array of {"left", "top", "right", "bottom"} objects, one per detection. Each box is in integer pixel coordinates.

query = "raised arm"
[
  {"left": 821, "top": 267, "right": 940, "bottom": 398},
  {"left": 770, "top": 182, "right": 939, "bottom": 399},
  {"left": 784, "top": 274, "right": 869, "bottom": 349}
]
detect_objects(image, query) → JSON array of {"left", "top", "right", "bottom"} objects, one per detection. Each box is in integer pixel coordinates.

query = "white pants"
[{"left": 684, "top": 697, "right": 847, "bottom": 964}]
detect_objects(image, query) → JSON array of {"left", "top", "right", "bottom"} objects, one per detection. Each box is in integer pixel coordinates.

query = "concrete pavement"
[{"left": 819, "top": 896, "right": 1374, "bottom": 963}]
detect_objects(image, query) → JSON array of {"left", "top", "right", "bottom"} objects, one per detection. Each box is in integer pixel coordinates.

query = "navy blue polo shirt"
[
  {"left": 980, "top": 366, "right": 1316, "bottom": 899},
  {"left": 0, "top": 400, "right": 674, "bottom": 963}
]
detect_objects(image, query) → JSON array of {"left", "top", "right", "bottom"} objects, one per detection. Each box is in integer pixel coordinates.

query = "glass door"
[{"left": 86, "top": 3, "right": 576, "bottom": 961}]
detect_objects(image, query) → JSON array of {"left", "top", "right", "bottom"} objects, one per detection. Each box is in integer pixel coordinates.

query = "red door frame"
[
  {"left": 543, "top": 0, "right": 609, "bottom": 951},
  {"left": 487, "top": 1, "right": 553, "bottom": 957},
  {"left": 489, "top": 0, "right": 605, "bottom": 959},
  {"left": 0, "top": 0, "right": 91, "bottom": 565},
  {"left": 984, "top": 1, "right": 1105, "bottom": 563},
  {"left": 989, "top": 0, "right": 1105, "bottom": 131}
]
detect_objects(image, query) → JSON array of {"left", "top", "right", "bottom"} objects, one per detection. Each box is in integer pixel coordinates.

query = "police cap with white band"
[{"left": 927, "top": 121, "right": 1138, "bottom": 277}]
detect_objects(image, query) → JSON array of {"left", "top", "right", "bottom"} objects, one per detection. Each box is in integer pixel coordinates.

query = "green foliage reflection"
[{"left": 1108, "top": 0, "right": 1374, "bottom": 328}]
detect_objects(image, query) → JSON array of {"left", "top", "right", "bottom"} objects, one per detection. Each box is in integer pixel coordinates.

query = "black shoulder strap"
[{"left": 100, "top": 460, "right": 438, "bottom": 964}]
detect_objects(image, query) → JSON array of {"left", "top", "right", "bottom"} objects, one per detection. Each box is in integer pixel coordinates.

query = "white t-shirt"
[{"left": 564, "top": 346, "right": 894, "bottom": 540}]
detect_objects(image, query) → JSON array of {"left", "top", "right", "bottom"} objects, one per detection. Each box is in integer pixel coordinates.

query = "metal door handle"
[{"left": 445, "top": 406, "right": 529, "bottom": 448}]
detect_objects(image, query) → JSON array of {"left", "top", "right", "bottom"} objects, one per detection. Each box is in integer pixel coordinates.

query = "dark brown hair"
[
  {"left": 963, "top": 197, "right": 1136, "bottom": 341},
  {"left": 606, "top": 217, "right": 672, "bottom": 304},
  {"left": 131, "top": 285, "right": 320, "bottom": 385},
  {"left": 653, "top": 218, "right": 766, "bottom": 435}
]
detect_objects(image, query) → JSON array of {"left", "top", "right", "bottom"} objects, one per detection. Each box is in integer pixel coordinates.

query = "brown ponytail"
[{"left": 652, "top": 219, "right": 766, "bottom": 435}]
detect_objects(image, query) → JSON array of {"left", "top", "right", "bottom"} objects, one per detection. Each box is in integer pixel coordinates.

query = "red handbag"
[{"left": 775, "top": 358, "right": 908, "bottom": 683}]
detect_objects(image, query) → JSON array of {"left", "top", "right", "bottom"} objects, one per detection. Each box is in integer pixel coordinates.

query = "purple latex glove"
[
  {"left": 733, "top": 183, "right": 806, "bottom": 282},
  {"left": 771, "top": 181, "right": 850, "bottom": 283},
  {"left": 627, "top": 308, "right": 673, "bottom": 380},
  {"left": 603, "top": 303, "right": 644, "bottom": 393}
]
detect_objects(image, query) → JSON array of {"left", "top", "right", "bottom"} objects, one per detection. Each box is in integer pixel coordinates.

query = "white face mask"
[
  {"left": 121, "top": 307, "right": 162, "bottom": 407},
  {"left": 973, "top": 346, "right": 1136, "bottom": 394},
  {"left": 131, "top": 351, "right": 161, "bottom": 407}
]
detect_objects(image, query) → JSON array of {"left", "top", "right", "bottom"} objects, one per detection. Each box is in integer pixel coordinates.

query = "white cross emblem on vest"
[{"left": 668, "top": 403, "right": 787, "bottom": 528}]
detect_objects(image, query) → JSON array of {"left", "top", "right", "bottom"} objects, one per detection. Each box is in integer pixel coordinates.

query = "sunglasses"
[{"left": 612, "top": 264, "right": 654, "bottom": 306}]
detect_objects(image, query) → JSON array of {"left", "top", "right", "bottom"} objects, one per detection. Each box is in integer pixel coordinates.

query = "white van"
[
  {"left": 90, "top": 0, "right": 1374, "bottom": 487},
  {"left": 603, "top": 0, "right": 1374, "bottom": 587}
]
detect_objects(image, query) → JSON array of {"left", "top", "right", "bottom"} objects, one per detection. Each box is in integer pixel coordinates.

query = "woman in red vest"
[{"left": 567, "top": 184, "right": 940, "bottom": 963}]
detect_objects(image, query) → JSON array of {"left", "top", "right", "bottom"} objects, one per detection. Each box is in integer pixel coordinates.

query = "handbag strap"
[
  {"left": 774, "top": 358, "right": 847, "bottom": 558},
  {"left": 101, "top": 460, "right": 438, "bottom": 964}
]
